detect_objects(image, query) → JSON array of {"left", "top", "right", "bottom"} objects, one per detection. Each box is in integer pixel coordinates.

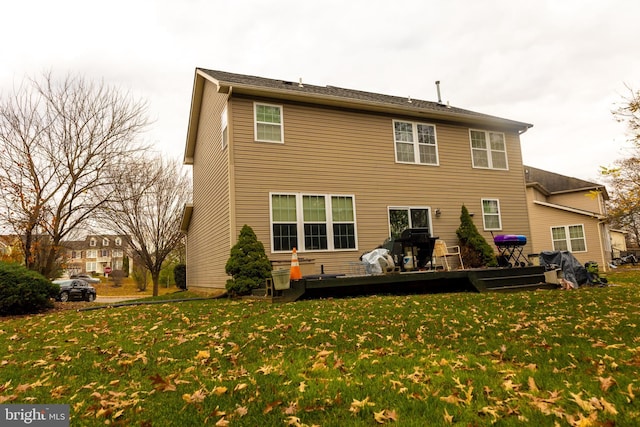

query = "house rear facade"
[{"left": 182, "top": 69, "right": 535, "bottom": 291}]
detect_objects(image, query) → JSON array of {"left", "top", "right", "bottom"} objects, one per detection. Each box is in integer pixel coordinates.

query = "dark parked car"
[
  {"left": 53, "top": 279, "right": 97, "bottom": 302},
  {"left": 70, "top": 273, "right": 101, "bottom": 284}
]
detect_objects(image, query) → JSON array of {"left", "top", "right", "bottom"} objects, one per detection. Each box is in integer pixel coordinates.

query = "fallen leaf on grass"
[
  {"left": 149, "top": 374, "right": 176, "bottom": 392},
  {"left": 263, "top": 400, "right": 282, "bottom": 414},
  {"left": 182, "top": 389, "right": 207, "bottom": 404},
  {"left": 212, "top": 386, "right": 227, "bottom": 396},
  {"left": 349, "top": 396, "right": 375, "bottom": 415},
  {"left": 373, "top": 409, "right": 398, "bottom": 424},
  {"left": 443, "top": 408, "right": 453, "bottom": 424},
  {"left": 597, "top": 376, "right": 616, "bottom": 392}
]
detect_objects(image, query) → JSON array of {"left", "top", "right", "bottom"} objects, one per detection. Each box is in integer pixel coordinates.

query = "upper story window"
[
  {"left": 101, "top": 249, "right": 109, "bottom": 257},
  {"left": 103, "top": 238, "right": 109, "bottom": 246},
  {"left": 551, "top": 225, "right": 586, "bottom": 252},
  {"left": 221, "top": 105, "right": 228, "bottom": 149},
  {"left": 254, "top": 103, "right": 283, "bottom": 143},
  {"left": 470, "top": 130, "right": 508, "bottom": 170},
  {"left": 115, "top": 237, "right": 122, "bottom": 246},
  {"left": 393, "top": 120, "right": 438, "bottom": 165},
  {"left": 270, "top": 193, "right": 357, "bottom": 252},
  {"left": 86, "top": 250, "right": 97, "bottom": 258},
  {"left": 89, "top": 238, "right": 96, "bottom": 247},
  {"left": 481, "top": 199, "right": 502, "bottom": 230}
]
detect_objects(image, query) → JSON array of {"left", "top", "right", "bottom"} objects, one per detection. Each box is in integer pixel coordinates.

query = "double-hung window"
[
  {"left": 482, "top": 199, "right": 502, "bottom": 230},
  {"left": 393, "top": 120, "right": 438, "bottom": 165},
  {"left": 270, "top": 193, "right": 357, "bottom": 252},
  {"left": 551, "top": 225, "right": 586, "bottom": 252},
  {"left": 470, "top": 130, "right": 508, "bottom": 169},
  {"left": 254, "top": 103, "right": 283, "bottom": 143},
  {"left": 86, "top": 250, "right": 97, "bottom": 258}
]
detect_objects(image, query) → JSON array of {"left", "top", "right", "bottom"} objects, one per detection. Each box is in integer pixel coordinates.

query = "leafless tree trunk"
[
  {"left": 0, "top": 72, "right": 149, "bottom": 278},
  {"left": 99, "top": 156, "right": 191, "bottom": 296}
]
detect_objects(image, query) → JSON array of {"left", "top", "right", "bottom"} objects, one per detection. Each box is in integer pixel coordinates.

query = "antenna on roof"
[
  {"left": 435, "top": 81, "right": 443, "bottom": 104},
  {"left": 298, "top": 78, "right": 304, "bottom": 88}
]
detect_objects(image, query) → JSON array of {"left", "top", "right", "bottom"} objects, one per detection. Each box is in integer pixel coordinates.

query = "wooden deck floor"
[{"left": 265, "top": 266, "right": 558, "bottom": 302}]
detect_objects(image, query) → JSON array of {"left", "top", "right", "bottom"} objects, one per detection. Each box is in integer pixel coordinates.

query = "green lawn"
[{"left": 1, "top": 273, "right": 639, "bottom": 426}]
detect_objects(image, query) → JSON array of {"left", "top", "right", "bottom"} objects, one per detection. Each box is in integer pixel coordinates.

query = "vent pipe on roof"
[
  {"left": 298, "top": 78, "right": 304, "bottom": 88},
  {"left": 435, "top": 80, "right": 442, "bottom": 104}
]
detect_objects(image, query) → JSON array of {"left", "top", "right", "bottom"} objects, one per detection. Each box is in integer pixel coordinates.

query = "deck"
[{"left": 262, "top": 266, "right": 558, "bottom": 302}]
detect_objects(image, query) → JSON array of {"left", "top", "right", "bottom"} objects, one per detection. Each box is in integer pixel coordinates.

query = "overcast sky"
[{"left": 2, "top": 0, "right": 639, "bottom": 182}]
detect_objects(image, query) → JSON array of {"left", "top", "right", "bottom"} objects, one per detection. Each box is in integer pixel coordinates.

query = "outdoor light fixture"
[{"left": 435, "top": 208, "right": 441, "bottom": 217}]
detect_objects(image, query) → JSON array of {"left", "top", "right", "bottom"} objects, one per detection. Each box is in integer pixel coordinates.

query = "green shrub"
[
  {"left": 174, "top": 264, "right": 187, "bottom": 290},
  {"left": 0, "top": 261, "right": 59, "bottom": 316},
  {"left": 225, "top": 225, "right": 272, "bottom": 296},
  {"left": 456, "top": 205, "right": 498, "bottom": 268}
]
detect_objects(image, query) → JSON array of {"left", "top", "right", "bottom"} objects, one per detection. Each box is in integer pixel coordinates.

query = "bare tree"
[
  {"left": 100, "top": 156, "right": 190, "bottom": 296},
  {"left": 0, "top": 72, "right": 149, "bottom": 277}
]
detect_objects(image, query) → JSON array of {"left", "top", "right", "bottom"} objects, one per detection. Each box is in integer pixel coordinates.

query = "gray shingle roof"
[
  {"left": 198, "top": 68, "right": 532, "bottom": 130},
  {"left": 524, "top": 165, "right": 607, "bottom": 197}
]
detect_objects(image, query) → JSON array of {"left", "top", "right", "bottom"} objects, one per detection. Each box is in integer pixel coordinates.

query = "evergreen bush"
[
  {"left": 456, "top": 205, "right": 498, "bottom": 268},
  {"left": 174, "top": 264, "right": 187, "bottom": 290},
  {"left": 225, "top": 225, "right": 272, "bottom": 296},
  {"left": 0, "top": 261, "right": 60, "bottom": 316}
]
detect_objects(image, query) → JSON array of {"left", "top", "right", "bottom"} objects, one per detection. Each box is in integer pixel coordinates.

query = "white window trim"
[
  {"left": 221, "top": 105, "right": 228, "bottom": 149},
  {"left": 481, "top": 198, "right": 502, "bottom": 231},
  {"left": 469, "top": 129, "right": 509, "bottom": 170},
  {"left": 86, "top": 261, "right": 97, "bottom": 272},
  {"left": 86, "top": 249, "right": 97, "bottom": 258},
  {"left": 115, "top": 237, "right": 122, "bottom": 246},
  {"left": 103, "top": 238, "right": 109, "bottom": 246},
  {"left": 254, "top": 102, "right": 284, "bottom": 143},
  {"left": 269, "top": 192, "right": 358, "bottom": 253},
  {"left": 551, "top": 224, "right": 587, "bottom": 253},
  {"left": 392, "top": 120, "right": 439, "bottom": 165},
  {"left": 89, "top": 238, "right": 96, "bottom": 247}
]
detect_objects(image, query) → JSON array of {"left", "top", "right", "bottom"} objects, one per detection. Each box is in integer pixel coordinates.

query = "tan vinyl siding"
[
  {"left": 186, "top": 82, "right": 231, "bottom": 290},
  {"left": 548, "top": 191, "right": 604, "bottom": 215},
  {"left": 229, "top": 96, "right": 531, "bottom": 274}
]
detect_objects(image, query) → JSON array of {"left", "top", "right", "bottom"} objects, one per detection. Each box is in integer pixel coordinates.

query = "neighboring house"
[
  {"left": 609, "top": 229, "right": 628, "bottom": 259},
  {"left": 524, "top": 166, "right": 612, "bottom": 270},
  {"left": 63, "top": 235, "right": 130, "bottom": 276},
  {"left": 181, "top": 68, "right": 535, "bottom": 291}
]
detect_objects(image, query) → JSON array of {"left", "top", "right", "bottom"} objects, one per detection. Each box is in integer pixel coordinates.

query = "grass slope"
[{"left": 0, "top": 274, "right": 639, "bottom": 426}]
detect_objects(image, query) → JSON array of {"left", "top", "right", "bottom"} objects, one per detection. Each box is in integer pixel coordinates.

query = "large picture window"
[
  {"left": 482, "top": 199, "right": 502, "bottom": 230},
  {"left": 551, "top": 225, "right": 586, "bottom": 252},
  {"left": 393, "top": 120, "right": 438, "bottom": 165},
  {"left": 254, "top": 103, "right": 283, "bottom": 143},
  {"left": 470, "top": 130, "right": 508, "bottom": 170},
  {"left": 388, "top": 207, "right": 431, "bottom": 239},
  {"left": 270, "top": 193, "right": 357, "bottom": 252}
]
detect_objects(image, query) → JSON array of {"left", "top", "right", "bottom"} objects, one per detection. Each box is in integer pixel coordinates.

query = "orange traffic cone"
[{"left": 290, "top": 247, "right": 302, "bottom": 280}]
